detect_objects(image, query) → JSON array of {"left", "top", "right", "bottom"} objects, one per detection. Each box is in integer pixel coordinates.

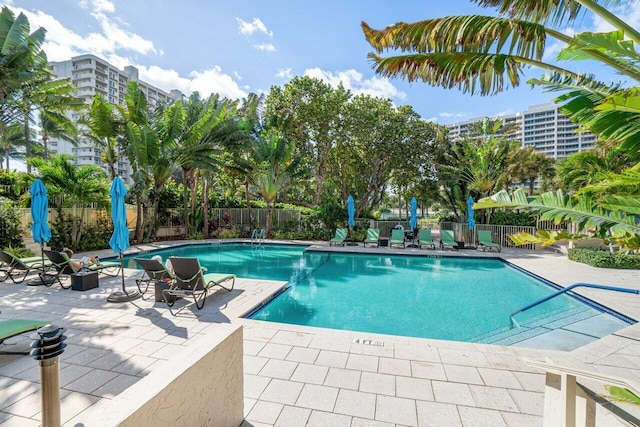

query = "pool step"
[{"left": 469, "top": 306, "right": 597, "bottom": 347}]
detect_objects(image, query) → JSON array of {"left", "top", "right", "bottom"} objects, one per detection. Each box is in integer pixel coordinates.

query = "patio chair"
[
  {"left": 0, "top": 251, "right": 52, "bottom": 284},
  {"left": 162, "top": 257, "right": 235, "bottom": 310},
  {"left": 477, "top": 230, "right": 501, "bottom": 252},
  {"left": 329, "top": 228, "right": 348, "bottom": 247},
  {"left": 42, "top": 249, "right": 121, "bottom": 289},
  {"left": 134, "top": 257, "right": 175, "bottom": 294},
  {"left": 440, "top": 230, "right": 458, "bottom": 251},
  {"left": 418, "top": 229, "right": 436, "bottom": 250},
  {"left": 1, "top": 318, "right": 50, "bottom": 355},
  {"left": 363, "top": 228, "right": 380, "bottom": 248},
  {"left": 389, "top": 229, "right": 405, "bottom": 248}
]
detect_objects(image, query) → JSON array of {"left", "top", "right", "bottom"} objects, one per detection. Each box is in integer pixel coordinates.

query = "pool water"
[{"left": 125, "top": 244, "right": 632, "bottom": 346}]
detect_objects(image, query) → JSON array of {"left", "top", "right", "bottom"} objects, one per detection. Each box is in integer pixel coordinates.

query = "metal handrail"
[{"left": 510, "top": 282, "right": 639, "bottom": 327}]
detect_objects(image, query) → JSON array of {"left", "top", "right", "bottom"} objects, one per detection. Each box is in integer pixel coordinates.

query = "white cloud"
[
  {"left": 236, "top": 17, "right": 273, "bottom": 37},
  {"left": 304, "top": 68, "right": 406, "bottom": 101},
  {"left": 439, "top": 112, "right": 471, "bottom": 118},
  {"left": 133, "top": 65, "right": 248, "bottom": 101},
  {"left": 254, "top": 43, "right": 275, "bottom": 52},
  {"left": 275, "top": 68, "right": 292, "bottom": 79},
  {"left": 592, "top": 2, "right": 640, "bottom": 33}
]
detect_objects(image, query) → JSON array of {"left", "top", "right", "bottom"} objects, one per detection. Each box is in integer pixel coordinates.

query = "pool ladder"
[
  {"left": 510, "top": 282, "right": 638, "bottom": 327},
  {"left": 251, "top": 228, "right": 266, "bottom": 245}
]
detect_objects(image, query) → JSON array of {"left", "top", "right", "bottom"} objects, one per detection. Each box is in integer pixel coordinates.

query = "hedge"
[{"left": 567, "top": 248, "right": 640, "bottom": 269}]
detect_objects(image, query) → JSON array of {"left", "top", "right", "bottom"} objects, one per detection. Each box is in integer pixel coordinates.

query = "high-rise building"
[
  {"left": 48, "top": 54, "right": 183, "bottom": 183},
  {"left": 447, "top": 103, "right": 596, "bottom": 159}
]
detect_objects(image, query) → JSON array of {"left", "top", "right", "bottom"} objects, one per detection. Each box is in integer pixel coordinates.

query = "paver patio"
[{"left": 0, "top": 240, "right": 639, "bottom": 426}]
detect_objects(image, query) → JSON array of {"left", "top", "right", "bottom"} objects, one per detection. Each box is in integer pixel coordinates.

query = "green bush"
[
  {"left": 568, "top": 248, "right": 640, "bottom": 269},
  {"left": 0, "top": 201, "right": 25, "bottom": 249},
  {"left": 489, "top": 211, "right": 536, "bottom": 226},
  {"left": 219, "top": 229, "right": 239, "bottom": 239}
]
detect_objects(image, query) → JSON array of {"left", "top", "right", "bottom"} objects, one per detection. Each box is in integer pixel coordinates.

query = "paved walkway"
[{"left": 0, "top": 240, "right": 638, "bottom": 426}]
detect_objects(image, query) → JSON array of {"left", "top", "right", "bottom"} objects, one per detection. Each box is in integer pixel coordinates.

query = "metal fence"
[{"left": 440, "top": 222, "right": 538, "bottom": 250}]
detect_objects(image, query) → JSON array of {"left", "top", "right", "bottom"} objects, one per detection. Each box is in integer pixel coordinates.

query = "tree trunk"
[
  {"left": 24, "top": 111, "right": 31, "bottom": 173},
  {"left": 135, "top": 195, "right": 144, "bottom": 244},
  {"left": 528, "top": 175, "right": 535, "bottom": 196},
  {"left": 244, "top": 174, "right": 252, "bottom": 227},
  {"left": 203, "top": 177, "right": 210, "bottom": 238},
  {"left": 190, "top": 170, "right": 198, "bottom": 236},
  {"left": 42, "top": 136, "right": 48, "bottom": 161},
  {"left": 266, "top": 203, "right": 273, "bottom": 237}
]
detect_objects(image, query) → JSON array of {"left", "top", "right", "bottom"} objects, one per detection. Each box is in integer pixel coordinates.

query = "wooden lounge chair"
[
  {"left": 0, "top": 251, "right": 52, "bottom": 284},
  {"left": 162, "top": 257, "right": 235, "bottom": 310},
  {"left": 0, "top": 318, "right": 50, "bottom": 354},
  {"left": 477, "top": 230, "right": 501, "bottom": 252},
  {"left": 329, "top": 228, "right": 348, "bottom": 247},
  {"left": 42, "top": 249, "right": 121, "bottom": 288},
  {"left": 418, "top": 229, "right": 436, "bottom": 250},
  {"left": 389, "top": 229, "right": 405, "bottom": 248},
  {"left": 440, "top": 230, "right": 459, "bottom": 251},
  {"left": 363, "top": 228, "right": 380, "bottom": 248},
  {"left": 134, "top": 257, "right": 175, "bottom": 294}
]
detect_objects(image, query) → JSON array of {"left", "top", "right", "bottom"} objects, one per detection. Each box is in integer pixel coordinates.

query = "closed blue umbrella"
[
  {"left": 28, "top": 179, "right": 52, "bottom": 286},
  {"left": 409, "top": 197, "right": 418, "bottom": 229},
  {"left": 107, "top": 177, "right": 140, "bottom": 302},
  {"left": 347, "top": 195, "right": 355, "bottom": 228},
  {"left": 467, "top": 196, "right": 476, "bottom": 230},
  {"left": 30, "top": 179, "right": 51, "bottom": 245}
]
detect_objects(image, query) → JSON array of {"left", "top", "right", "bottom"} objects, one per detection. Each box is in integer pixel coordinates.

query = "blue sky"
[{"left": 5, "top": 0, "right": 639, "bottom": 124}]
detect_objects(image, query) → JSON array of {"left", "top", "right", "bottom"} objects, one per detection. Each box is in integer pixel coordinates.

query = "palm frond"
[
  {"left": 368, "top": 52, "right": 526, "bottom": 95},
  {"left": 362, "top": 16, "right": 548, "bottom": 59}
]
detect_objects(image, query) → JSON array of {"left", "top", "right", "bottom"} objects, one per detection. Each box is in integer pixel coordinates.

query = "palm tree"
[
  {"left": 39, "top": 111, "right": 77, "bottom": 161},
  {"left": 0, "top": 6, "right": 46, "bottom": 103},
  {"left": 361, "top": 0, "right": 640, "bottom": 152},
  {"left": 250, "top": 128, "right": 304, "bottom": 236},
  {"left": 81, "top": 95, "right": 121, "bottom": 178},
  {"left": 29, "top": 154, "right": 110, "bottom": 248}
]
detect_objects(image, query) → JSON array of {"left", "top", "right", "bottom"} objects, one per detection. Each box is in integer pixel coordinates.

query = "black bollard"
[{"left": 31, "top": 324, "right": 66, "bottom": 427}]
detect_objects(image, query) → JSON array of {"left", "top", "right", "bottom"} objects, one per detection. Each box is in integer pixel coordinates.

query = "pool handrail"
[
  {"left": 510, "top": 282, "right": 639, "bottom": 327},
  {"left": 250, "top": 228, "right": 266, "bottom": 245}
]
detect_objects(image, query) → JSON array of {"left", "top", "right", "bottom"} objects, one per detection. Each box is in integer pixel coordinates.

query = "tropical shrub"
[
  {"left": 568, "top": 248, "right": 640, "bottom": 270},
  {"left": 489, "top": 211, "right": 536, "bottom": 227},
  {"left": 218, "top": 229, "right": 239, "bottom": 239},
  {"left": 0, "top": 201, "right": 26, "bottom": 249},
  {"left": 4, "top": 245, "right": 34, "bottom": 258}
]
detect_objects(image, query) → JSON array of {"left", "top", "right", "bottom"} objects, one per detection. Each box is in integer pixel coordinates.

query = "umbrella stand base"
[
  {"left": 346, "top": 242, "right": 359, "bottom": 246},
  {"left": 107, "top": 290, "right": 141, "bottom": 303},
  {"left": 406, "top": 244, "right": 419, "bottom": 248},
  {"left": 27, "top": 276, "right": 55, "bottom": 287}
]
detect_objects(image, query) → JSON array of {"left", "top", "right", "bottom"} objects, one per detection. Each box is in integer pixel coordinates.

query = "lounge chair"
[
  {"left": 477, "top": 230, "right": 501, "bottom": 252},
  {"left": 162, "top": 257, "right": 235, "bottom": 310},
  {"left": 363, "top": 228, "right": 380, "bottom": 248},
  {"left": 0, "top": 251, "right": 52, "bottom": 284},
  {"left": 440, "top": 230, "right": 458, "bottom": 251},
  {"left": 329, "top": 228, "right": 348, "bottom": 247},
  {"left": 42, "top": 249, "right": 121, "bottom": 288},
  {"left": 0, "top": 318, "right": 50, "bottom": 354},
  {"left": 134, "top": 257, "right": 175, "bottom": 294},
  {"left": 389, "top": 229, "right": 405, "bottom": 248},
  {"left": 418, "top": 229, "right": 436, "bottom": 250}
]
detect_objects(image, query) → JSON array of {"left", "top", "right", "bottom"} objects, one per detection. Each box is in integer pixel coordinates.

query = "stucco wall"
[{"left": 68, "top": 324, "right": 244, "bottom": 426}]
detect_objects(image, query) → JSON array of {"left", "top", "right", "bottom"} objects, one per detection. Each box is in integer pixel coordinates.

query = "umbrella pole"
[
  {"left": 27, "top": 242, "right": 53, "bottom": 287},
  {"left": 107, "top": 252, "right": 141, "bottom": 303}
]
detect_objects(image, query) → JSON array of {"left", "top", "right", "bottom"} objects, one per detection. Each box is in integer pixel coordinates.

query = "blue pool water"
[{"left": 125, "top": 244, "right": 632, "bottom": 345}]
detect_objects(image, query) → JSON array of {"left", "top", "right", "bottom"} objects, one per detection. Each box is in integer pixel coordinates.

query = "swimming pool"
[{"left": 126, "top": 243, "right": 632, "bottom": 347}]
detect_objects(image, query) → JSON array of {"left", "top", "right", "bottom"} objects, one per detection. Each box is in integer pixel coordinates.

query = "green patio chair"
[
  {"left": 363, "top": 228, "right": 380, "bottom": 248},
  {"left": 163, "top": 257, "right": 235, "bottom": 310},
  {"left": 477, "top": 230, "right": 501, "bottom": 252},
  {"left": 418, "top": 229, "right": 436, "bottom": 250},
  {"left": 134, "top": 257, "right": 175, "bottom": 294},
  {"left": 0, "top": 251, "right": 52, "bottom": 284},
  {"left": 42, "top": 250, "right": 121, "bottom": 288},
  {"left": 389, "top": 229, "right": 405, "bottom": 248},
  {"left": 440, "top": 230, "right": 458, "bottom": 251},
  {"left": 329, "top": 228, "right": 348, "bottom": 247}
]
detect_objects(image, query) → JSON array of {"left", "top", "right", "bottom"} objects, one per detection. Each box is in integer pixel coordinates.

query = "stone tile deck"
[{"left": 0, "top": 240, "right": 638, "bottom": 426}]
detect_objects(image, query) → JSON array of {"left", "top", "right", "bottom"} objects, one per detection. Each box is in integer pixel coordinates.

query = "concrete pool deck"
[{"left": 0, "top": 239, "right": 639, "bottom": 426}]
